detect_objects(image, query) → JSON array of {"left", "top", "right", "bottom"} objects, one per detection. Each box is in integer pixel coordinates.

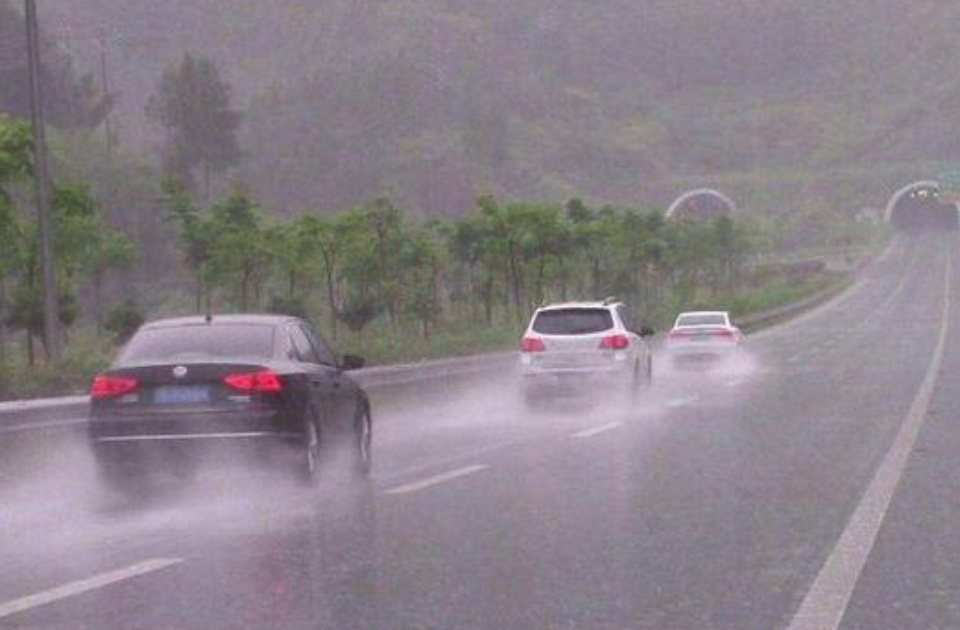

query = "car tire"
[
  {"left": 353, "top": 404, "right": 373, "bottom": 477},
  {"left": 298, "top": 412, "right": 322, "bottom": 486},
  {"left": 522, "top": 384, "right": 540, "bottom": 408},
  {"left": 645, "top": 355, "right": 654, "bottom": 388},
  {"left": 94, "top": 450, "right": 148, "bottom": 499}
]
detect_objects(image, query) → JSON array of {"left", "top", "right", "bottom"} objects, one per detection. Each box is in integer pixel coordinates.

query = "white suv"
[{"left": 519, "top": 300, "right": 654, "bottom": 404}]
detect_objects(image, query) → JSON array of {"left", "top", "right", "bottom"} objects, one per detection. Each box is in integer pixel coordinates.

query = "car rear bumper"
[
  {"left": 89, "top": 407, "right": 293, "bottom": 440},
  {"left": 665, "top": 342, "right": 738, "bottom": 358},
  {"left": 88, "top": 409, "right": 306, "bottom": 478},
  {"left": 520, "top": 364, "right": 632, "bottom": 391},
  {"left": 88, "top": 408, "right": 303, "bottom": 469}
]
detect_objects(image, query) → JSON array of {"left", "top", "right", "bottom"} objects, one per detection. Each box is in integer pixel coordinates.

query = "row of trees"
[
  {"left": 162, "top": 181, "right": 766, "bottom": 341},
  {"left": 0, "top": 115, "right": 134, "bottom": 364}
]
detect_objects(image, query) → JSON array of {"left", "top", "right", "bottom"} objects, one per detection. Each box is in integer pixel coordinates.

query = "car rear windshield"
[
  {"left": 532, "top": 309, "right": 613, "bottom": 335},
  {"left": 676, "top": 314, "right": 726, "bottom": 327},
  {"left": 118, "top": 324, "right": 276, "bottom": 364}
]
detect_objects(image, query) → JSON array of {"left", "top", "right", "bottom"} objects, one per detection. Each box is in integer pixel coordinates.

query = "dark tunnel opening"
[{"left": 889, "top": 186, "right": 959, "bottom": 232}]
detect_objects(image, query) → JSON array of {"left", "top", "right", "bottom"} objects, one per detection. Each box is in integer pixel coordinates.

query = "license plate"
[
  {"left": 692, "top": 334, "right": 711, "bottom": 342},
  {"left": 153, "top": 386, "right": 210, "bottom": 404}
]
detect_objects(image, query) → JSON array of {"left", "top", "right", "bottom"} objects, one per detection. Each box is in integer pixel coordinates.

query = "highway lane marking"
[
  {"left": 665, "top": 396, "right": 699, "bottom": 408},
  {"left": 786, "top": 247, "right": 954, "bottom": 630},
  {"left": 854, "top": 268, "right": 912, "bottom": 332},
  {"left": 0, "top": 558, "right": 184, "bottom": 620},
  {"left": 375, "top": 438, "right": 526, "bottom": 485},
  {"left": 572, "top": 422, "right": 622, "bottom": 438},
  {"left": 0, "top": 417, "right": 88, "bottom": 435},
  {"left": 385, "top": 464, "right": 489, "bottom": 495}
]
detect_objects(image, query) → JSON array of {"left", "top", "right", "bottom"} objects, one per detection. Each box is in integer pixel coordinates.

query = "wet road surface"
[{"left": 0, "top": 234, "right": 957, "bottom": 630}]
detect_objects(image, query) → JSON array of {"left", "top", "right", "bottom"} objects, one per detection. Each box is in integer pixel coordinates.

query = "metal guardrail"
[
  {"left": 0, "top": 395, "right": 89, "bottom": 435},
  {"left": 0, "top": 354, "right": 518, "bottom": 434}
]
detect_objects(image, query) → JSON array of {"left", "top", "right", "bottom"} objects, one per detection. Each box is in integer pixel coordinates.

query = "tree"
[
  {"left": 362, "top": 198, "right": 407, "bottom": 332},
  {"left": 0, "top": 116, "right": 32, "bottom": 365},
  {"left": 298, "top": 213, "right": 354, "bottom": 339},
  {"left": 207, "top": 191, "right": 272, "bottom": 311},
  {"left": 104, "top": 299, "right": 144, "bottom": 343},
  {"left": 162, "top": 177, "right": 216, "bottom": 311},
  {"left": 146, "top": 53, "right": 242, "bottom": 201},
  {"left": 403, "top": 230, "right": 442, "bottom": 340},
  {"left": 0, "top": 3, "right": 114, "bottom": 130},
  {"left": 49, "top": 182, "right": 136, "bottom": 330}
]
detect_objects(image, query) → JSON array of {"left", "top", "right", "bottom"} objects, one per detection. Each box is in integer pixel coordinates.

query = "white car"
[
  {"left": 665, "top": 311, "right": 743, "bottom": 365},
  {"left": 519, "top": 300, "right": 654, "bottom": 404}
]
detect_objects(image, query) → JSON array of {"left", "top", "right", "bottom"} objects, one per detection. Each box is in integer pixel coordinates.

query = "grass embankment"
[{"left": 0, "top": 268, "right": 849, "bottom": 401}]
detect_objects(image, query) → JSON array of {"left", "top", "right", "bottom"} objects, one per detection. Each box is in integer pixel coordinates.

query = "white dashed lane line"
[
  {"left": 572, "top": 422, "right": 622, "bottom": 439},
  {"left": 384, "top": 464, "right": 489, "bottom": 496},
  {"left": 0, "top": 558, "right": 184, "bottom": 621},
  {"left": 665, "top": 396, "right": 699, "bottom": 409}
]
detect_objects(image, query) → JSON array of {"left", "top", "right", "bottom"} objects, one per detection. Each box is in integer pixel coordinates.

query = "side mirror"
[
  {"left": 340, "top": 354, "right": 365, "bottom": 371},
  {"left": 638, "top": 326, "right": 655, "bottom": 338}
]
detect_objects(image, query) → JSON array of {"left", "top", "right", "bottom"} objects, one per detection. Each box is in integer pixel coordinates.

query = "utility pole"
[
  {"left": 24, "top": 0, "right": 61, "bottom": 361},
  {"left": 96, "top": 27, "right": 114, "bottom": 150}
]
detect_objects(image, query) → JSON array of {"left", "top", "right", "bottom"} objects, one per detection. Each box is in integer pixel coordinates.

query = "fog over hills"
[{"left": 35, "top": 0, "right": 960, "bottom": 215}]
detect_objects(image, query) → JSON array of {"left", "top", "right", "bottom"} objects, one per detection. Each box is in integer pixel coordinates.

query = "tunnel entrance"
[
  {"left": 886, "top": 181, "right": 959, "bottom": 232},
  {"left": 665, "top": 189, "right": 736, "bottom": 220}
]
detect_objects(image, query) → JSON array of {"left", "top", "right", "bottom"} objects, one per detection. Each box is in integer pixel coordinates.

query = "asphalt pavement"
[{"left": 0, "top": 233, "right": 957, "bottom": 630}]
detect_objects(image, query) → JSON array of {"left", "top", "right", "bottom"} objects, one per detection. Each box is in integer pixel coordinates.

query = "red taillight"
[
  {"left": 520, "top": 337, "right": 545, "bottom": 352},
  {"left": 713, "top": 329, "right": 736, "bottom": 340},
  {"left": 223, "top": 369, "right": 283, "bottom": 393},
  {"left": 90, "top": 374, "right": 138, "bottom": 399},
  {"left": 599, "top": 334, "right": 630, "bottom": 350}
]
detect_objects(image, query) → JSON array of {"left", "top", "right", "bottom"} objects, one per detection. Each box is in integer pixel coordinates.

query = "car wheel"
[
  {"left": 299, "top": 414, "right": 322, "bottom": 485},
  {"left": 353, "top": 405, "right": 373, "bottom": 477},
  {"left": 628, "top": 360, "right": 642, "bottom": 400},
  {"left": 645, "top": 355, "right": 654, "bottom": 388},
  {"left": 94, "top": 450, "right": 148, "bottom": 499},
  {"left": 522, "top": 384, "right": 540, "bottom": 408}
]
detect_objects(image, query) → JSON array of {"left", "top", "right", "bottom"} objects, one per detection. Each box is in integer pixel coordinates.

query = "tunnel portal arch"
[
  {"left": 665, "top": 189, "right": 737, "bottom": 220},
  {"left": 885, "top": 180, "right": 958, "bottom": 232}
]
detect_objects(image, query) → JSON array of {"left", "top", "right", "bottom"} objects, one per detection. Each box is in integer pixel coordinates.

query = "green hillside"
[{"left": 25, "top": 0, "right": 960, "bottom": 216}]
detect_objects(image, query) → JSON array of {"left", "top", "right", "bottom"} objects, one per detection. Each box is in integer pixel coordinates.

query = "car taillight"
[
  {"left": 599, "top": 334, "right": 630, "bottom": 350},
  {"left": 90, "top": 374, "right": 139, "bottom": 399},
  {"left": 520, "top": 337, "right": 545, "bottom": 352},
  {"left": 712, "top": 330, "right": 736, "bottom": 340},
  {"left": 223, "top": 369, "right": 283, "bottom": 393}
]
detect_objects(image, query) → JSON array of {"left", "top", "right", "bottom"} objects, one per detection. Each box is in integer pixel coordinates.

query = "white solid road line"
[
  {"left": 0, "top": 558, "right": 184, "bottom": 621},
  {"left": 572, "top": 422, "right": 622, "bottom": 438},
  {"left": 385, "top": 464, "right": 489, "bottom": 496},
  {"left": 786, "top": 249, "right": 954, "bottom": 630}
]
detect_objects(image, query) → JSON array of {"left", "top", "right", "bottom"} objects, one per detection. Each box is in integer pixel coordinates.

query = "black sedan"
[{"left": 88, "top": 314, "right": 371, "bottom": 492}]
